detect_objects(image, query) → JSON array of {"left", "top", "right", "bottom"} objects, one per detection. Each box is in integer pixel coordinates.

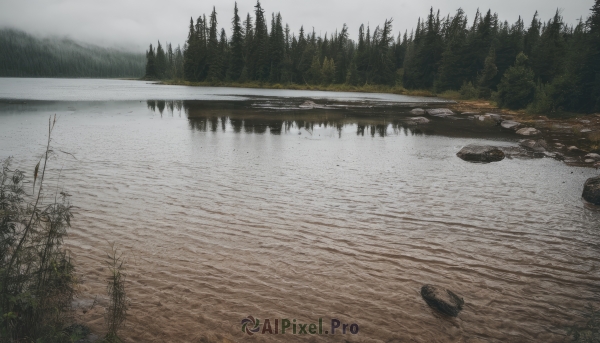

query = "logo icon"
[{"left": 241, "top": 316, "right": 261, "bottom": 335}]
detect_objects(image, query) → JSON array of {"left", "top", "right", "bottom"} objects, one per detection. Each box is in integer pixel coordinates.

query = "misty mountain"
[{"left": 0, "top": 28, "right": 145, "bottom": 78}]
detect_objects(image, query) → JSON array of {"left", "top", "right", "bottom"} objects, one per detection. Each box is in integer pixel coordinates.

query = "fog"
[{"left": 0, "top": 0, "right": 593, "bottom": 51}]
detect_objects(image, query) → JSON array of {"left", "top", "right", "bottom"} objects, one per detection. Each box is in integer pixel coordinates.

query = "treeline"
[
  {"left": 145, "top": 1, "right": 600, "bottom": 113},
  {"left": 0, "top": 28, "right": 145, "bottom": 78}
]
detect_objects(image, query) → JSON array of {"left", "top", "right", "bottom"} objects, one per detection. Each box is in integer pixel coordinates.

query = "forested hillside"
[
  {"left": 146, "top": 1, "right": 600, "bottom": 113},
  {"left": 0, "top": 29, "right": 145, "bottom": 78}
]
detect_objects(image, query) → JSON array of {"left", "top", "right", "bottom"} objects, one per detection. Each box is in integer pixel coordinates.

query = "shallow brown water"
[{"left": 1, "top": 91, "right": 600, "bottom": 342}]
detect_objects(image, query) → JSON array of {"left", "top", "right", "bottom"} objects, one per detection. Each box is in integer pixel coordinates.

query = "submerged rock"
[
  {"left": 426, "top": 108, "right": 454, "bottom": 117},
  {"left": 583, "top": 176, "right": 600, "bottom": 205},
  {"left": 421, "top": 285, "right": 464, "bottom": 317},
  {"left": 410, "top": 108, "right": 426, "bottom": 115},
  {"left": 457, "top": 144, "right": 505, "bottom": 163},
  {"left": 501, "top": 120, "right": 521, "bottom": 130},
  {"left": 585, "top": 153, "right": 600, "bottom": 161},
  {"left": 519, "top": 139, "right": 548, "bottom": 153},
  {"left": 409, "top": 117, "right": 430, "bottom": 124},
  {"left": 299, "top": 100, "right": 319, "bottom": 109},
  {"left": 581, "top": 129, "right": 592, "bottom": 133},
  {"left": 516, "top": 127, "right": 541, "bottom": 136}
]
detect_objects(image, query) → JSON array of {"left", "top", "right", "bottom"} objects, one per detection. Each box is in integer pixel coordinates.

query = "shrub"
[
  {"left": 459, "top": 81, "right": 479, "bottom": 100},
  {"left": 0, "top": 116, "right": 77, "bottom": 342}
]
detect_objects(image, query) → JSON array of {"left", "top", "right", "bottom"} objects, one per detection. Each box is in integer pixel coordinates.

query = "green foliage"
[
  {"left": 477, "top": 48, "right": 498, "bottom": 99},
  {"left": 0, "top": 29, "right": 145, "bottom": 78},
  {"left": 0, "top": 118, "right": 77, "bottom": 342},
  {"left": 496, "top": 53, "right": 536, "bottom": 109},
  {"left": 459, "top": 81, "right": 479, "bottom": 99},
  {"left": 104, "top": 246, "right": 128, "bottom": 343},
  {"left": 321, "top": 57, "right": 335, "bottom": 85}
]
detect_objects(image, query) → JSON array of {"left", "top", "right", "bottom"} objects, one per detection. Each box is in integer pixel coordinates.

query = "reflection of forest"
[
  {"left": 145, "top": 99, "right": 515, "bottom": 139},
  {"left": 146, "top": 99, "right": 421, "bottom": 137}
]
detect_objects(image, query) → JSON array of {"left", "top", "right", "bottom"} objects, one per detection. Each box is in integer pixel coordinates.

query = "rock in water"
[
  {"left": 426, "top": 108, "right": 454, "bottom": 117},
  {"left": 409, "top": 117, "right": 430, "bottom": 124},
  {"left": 516, "top": 127, "right": 541, "bottom": 136},
  {"left": 457, "top": 145, "right": 505, "bottom": 163},
  {"left": 421, "top": 285, "right": 464, "bottom": 317},
  {"left": 583, "top": 176, "right": 600, "bottom": 205},
  {"left": 519, "top": 139, "right": 548, "bottom": 153},
  {"left": 410, "top": 108, "right": 425, "bottom": 115},
  {"left": 501, "top": 120, "right": 521, "bottom": 130},
  {"left": 299, "top": 100, "right": 318, "bottom": 109},
  {"left": 584, "top": 153, "right": 600, "bottom": 161}
]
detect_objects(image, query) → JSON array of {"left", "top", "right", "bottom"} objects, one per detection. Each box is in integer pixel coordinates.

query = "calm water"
[{"left": 1, "top": 78, "right": 599, "bottom": 343}]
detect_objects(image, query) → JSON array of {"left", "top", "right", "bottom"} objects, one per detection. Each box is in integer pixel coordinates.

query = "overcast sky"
[{"left": 0, "top": 0, "right": 594, "bottom": 52}]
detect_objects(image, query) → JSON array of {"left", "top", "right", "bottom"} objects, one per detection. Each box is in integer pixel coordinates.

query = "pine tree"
[
  {"left": 206, "top": 7, "right": 221, "bottom": 82},
  {"left": 251, "top": 0, "right": 270, "bottom": 81},
  {"left": 155, "top": 41, "right": 167, "bottom": 79},
  {"left": 145, "top": 44, "right": 156, "bottom": 79},
  {"left": 228, "top": 2, "right": 244, "bottom": 81},
  {"left": 241, "top": 13, "right": 254, "bottom": 82},
  {"left": 531, "top": 10, "right": 566, "bottom": 83},
  {"left": 183, "top": 18, "right": 197, "bottom": 81}
]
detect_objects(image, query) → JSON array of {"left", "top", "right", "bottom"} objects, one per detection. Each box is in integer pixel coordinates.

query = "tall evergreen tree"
[
  {"left": 155, "top": 41, "right": 167, "bottom": 79},
  {"left": 145, "top": 44, "right": 156, "bottom": 79},
  {"left": 229, "top": 2, "right": 244, "bottom": 81},
  {"left": 206, "top": 7, "right": 221, "bottom": 82}
]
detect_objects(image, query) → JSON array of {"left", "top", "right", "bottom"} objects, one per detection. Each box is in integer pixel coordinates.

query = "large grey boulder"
[
  {"left": 426, "top": 108, "right": 454, "bottom": 117},
  {"left": 410, "top": 108, "right": 425, "bottom": 115},
  {"left": 421, "top": 285, "right": 464, "bottom": 317},
  {"left": 457, "top": 144, "right": 505, "bottom": 163},
  {"left": 583, "top": 176, "right": 600, "bottom": 205},
  {"left": 516, "top": 127, "right": 541, "bottom": 136}
]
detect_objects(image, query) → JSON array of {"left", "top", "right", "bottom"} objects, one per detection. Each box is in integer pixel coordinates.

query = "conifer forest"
[
  {"left": 145, "top": 1, "right": 600, "bottom": 113},
  {"left": 0, "top": 29, "right": 145, "bottom": 79}
]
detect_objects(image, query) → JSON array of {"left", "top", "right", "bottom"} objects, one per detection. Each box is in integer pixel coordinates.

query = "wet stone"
[
  {"left": 426, "top": 108, "right": 454, "bottom": 117},
  {"left": 583, "top": 176, "right": 600, "bottom": 205},
  {"left": 501, "top": 120, "right": 521, "bottom": 130},
  {"left": 516, "top": 127, "right": 541, "bottom": 136},
  {"left": 457, "top": 144, "right": 505, "bottom": 163},
  {"left": 421, "top": 285, "right": 464, "bottom": 317}
]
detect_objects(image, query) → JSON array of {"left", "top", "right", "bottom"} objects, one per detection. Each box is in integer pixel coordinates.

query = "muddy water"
[{"left": 0, "top": 81, "right": 599, "bottom": 343}]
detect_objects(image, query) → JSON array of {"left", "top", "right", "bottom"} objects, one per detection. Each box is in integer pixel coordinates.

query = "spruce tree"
[
  {"left": 183, "top": 18, "right": 197, "bottom": 81},
  {"left": 229, "top": 2, "right": 244, "bottom": 81},
  {"left": 155, "top": 41, "right": 167, "bottom": 79},
  {"left": 145, "top": 44, "right": 156, "bottom": 79},
  {"left": 206, "top": 7, "right": 221, "bottom": 82}
]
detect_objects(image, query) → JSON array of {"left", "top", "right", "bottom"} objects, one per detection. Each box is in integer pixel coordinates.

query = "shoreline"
[{"left": 156, "top": 79, "right": 600, "bottom": 168}]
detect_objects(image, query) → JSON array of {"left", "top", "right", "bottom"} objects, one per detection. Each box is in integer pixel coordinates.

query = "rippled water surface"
[{"left": 1, "top": 79, "right": 599, "bottom": 343}]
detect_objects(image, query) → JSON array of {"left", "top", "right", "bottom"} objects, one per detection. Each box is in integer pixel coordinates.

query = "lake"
[{"left": 0, "top": 78, "right": 599, "bottom": 342}]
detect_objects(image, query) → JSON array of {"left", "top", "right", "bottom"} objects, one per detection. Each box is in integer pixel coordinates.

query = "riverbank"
[{"left": 157, "top": 79, "right": 437, "bottom": 97}]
